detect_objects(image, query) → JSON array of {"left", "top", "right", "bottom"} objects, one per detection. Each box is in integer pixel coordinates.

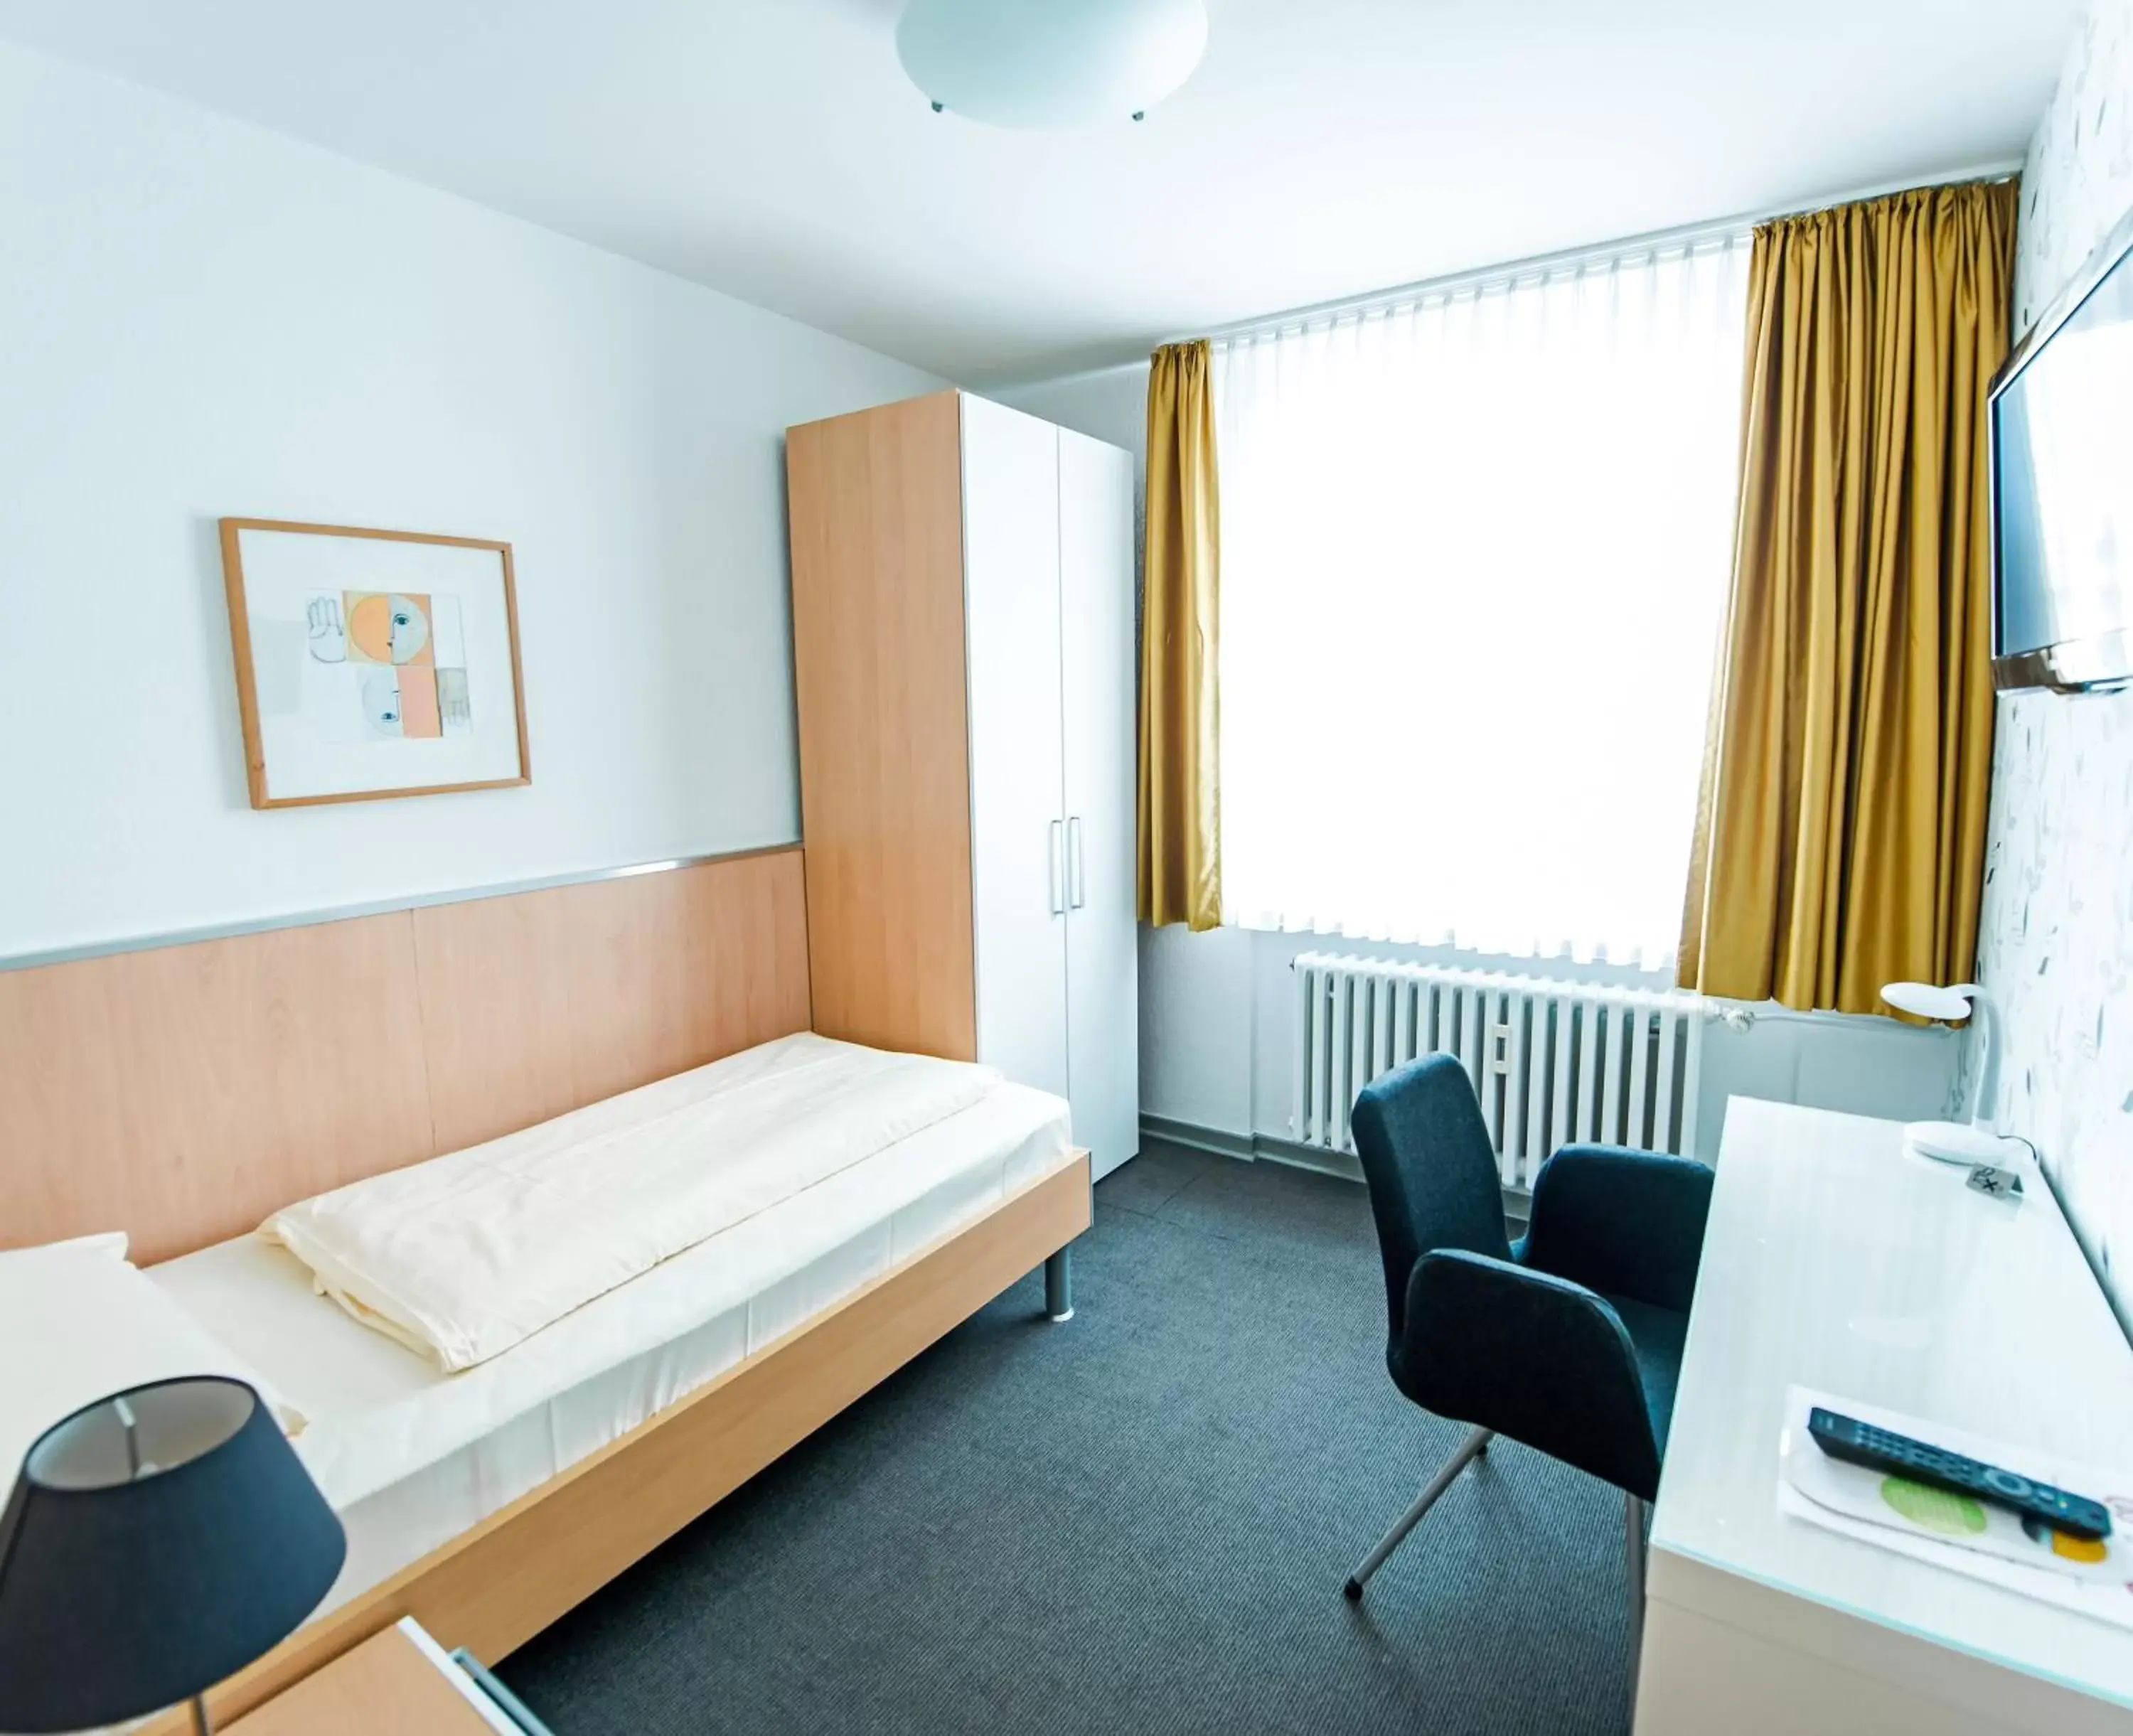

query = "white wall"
[
  {"left": 997, "top": 364, "right": 1962, "bottom": 1164},
  {"left": 1979, "top": 0, "right": 2133, "bottom": 1324},
  {"left": 0, "top": 38, "right": 941, "bottom": 960}
]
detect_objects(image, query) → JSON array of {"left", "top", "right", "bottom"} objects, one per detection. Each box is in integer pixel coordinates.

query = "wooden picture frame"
[{"left": 220, "top": 519, "right": 532, "bottom": 810}]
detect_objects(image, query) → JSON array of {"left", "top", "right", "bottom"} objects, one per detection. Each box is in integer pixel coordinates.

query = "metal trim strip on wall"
[{"left": 0, "top": 842, "right": 801, "bottom": 975}]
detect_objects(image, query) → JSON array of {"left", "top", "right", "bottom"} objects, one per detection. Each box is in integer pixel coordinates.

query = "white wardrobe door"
[
  {"left": 1058, "top": 429, "right": 1140, "bottom": 1179},
  {"left": 959, "top": 395, "right": 1069, "bottom": 1100}
]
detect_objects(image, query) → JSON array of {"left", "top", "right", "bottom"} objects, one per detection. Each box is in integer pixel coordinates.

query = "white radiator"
[{"left": 1291, "top": 953, "right": 1721, "bottom": 1185}]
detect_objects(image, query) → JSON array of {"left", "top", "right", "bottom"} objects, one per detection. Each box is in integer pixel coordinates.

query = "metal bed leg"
[
  {"left": 1343, "top": 1425, "right": 1494, "bottom": 1600},
  {"left": 1044, "top": 1245, "right": 1074, "bottom": 1322}
]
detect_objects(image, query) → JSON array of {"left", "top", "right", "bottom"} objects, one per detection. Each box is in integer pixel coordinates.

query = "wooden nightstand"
[{"left": 224, "top": 1618, "right": 550, "bottom": 1735}]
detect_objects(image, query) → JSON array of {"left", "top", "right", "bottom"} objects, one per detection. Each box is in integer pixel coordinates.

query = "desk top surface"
[
  {"left": 225, "top": 1620, "right": 515, "bottom": 1736},
  {"left": 1654, "top": 1097, "right": 2133, "bottom": 1708}
]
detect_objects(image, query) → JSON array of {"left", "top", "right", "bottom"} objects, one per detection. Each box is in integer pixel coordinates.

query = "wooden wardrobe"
[{"left": 786, "top": 390, "right": 1139, "bottom": 1180}]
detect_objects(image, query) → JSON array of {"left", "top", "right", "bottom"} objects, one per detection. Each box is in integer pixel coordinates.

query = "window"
[{"left": 1214, "top": 234, "right": 1751, "bottom": 966}]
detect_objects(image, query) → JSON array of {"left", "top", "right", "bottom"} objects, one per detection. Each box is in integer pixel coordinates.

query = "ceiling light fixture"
[{"left": 897, "top": 0, "right": 1209, "bottom": 129}]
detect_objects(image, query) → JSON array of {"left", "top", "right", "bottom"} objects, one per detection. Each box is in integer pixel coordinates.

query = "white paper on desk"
[{"left": 1778, "top": 1385, "right": 2133, "bottom": 1632}]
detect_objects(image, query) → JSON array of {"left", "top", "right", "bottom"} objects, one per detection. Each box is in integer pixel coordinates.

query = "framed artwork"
[{"left": 219, "top": 519, "right": 531, "bottom": 809}]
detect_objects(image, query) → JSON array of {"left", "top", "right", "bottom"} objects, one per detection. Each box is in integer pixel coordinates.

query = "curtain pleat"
[
  {"left": 1679, "top": 180, "right": 2017, "bottom": 1012},
  {"left": 1139, "top": 340, "right": 1223, "bottom": 930}
]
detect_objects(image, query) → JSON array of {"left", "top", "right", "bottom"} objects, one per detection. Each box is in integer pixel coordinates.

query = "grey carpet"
[{"left": 497, "top": 1145, "right": 1635, "bottom": 1735}]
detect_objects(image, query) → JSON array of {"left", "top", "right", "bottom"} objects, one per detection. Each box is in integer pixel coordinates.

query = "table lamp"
[
  {"left": 0, "top": 1375, "right": 346, "bottom": 1735},
  {"left": 1880, "top": 980, "right": 2026, "bottom": 1167}
]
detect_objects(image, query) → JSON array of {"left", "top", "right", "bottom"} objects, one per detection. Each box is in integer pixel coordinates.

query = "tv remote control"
[{"left": 1808, "top": 1408, "right": 2112, "bottom": 1542}]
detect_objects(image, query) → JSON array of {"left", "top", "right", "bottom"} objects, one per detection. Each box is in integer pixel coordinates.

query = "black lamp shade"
[{"left": 0, "top": 1375, "right": 346, "bottom": 1732}]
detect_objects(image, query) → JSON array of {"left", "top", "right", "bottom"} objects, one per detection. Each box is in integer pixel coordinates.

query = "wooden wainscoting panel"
[
  {"left": 415, "top": 847, "right": 811, "bottom": 1153},
  {"left": 0, "top": 847, "right": 812, "bottom": 1261},
  {"left": 0, "top": 913, "right": 436, "bottom": 1265},
  {"left": 787, "top": 391, "right": 978, "bottom": 1061}
]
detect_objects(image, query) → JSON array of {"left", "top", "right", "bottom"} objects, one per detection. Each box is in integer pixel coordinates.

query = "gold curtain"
[
  {"left": 1679, "top": 180, "right": 2017, "bottom": 1013},
  {"left": 1140, "top": 340, "right": 1223, "bottom": 930}
]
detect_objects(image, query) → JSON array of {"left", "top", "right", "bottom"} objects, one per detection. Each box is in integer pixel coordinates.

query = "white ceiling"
[{"left": 0, "top": 1, "right": 2082, "bottom": 385}]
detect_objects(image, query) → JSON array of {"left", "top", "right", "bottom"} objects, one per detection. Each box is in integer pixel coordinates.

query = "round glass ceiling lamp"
[{"left": 897, "top": 0, "right": 1209, "bottom": 127}]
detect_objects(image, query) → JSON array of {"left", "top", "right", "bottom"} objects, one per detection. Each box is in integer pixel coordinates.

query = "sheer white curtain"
[{"left": 1214, "top": 235, "right": 1750, "bottom": 965}]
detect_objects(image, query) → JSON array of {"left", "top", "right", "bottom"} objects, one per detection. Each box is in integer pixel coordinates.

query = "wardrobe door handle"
[
  {"left": 1067, "top": 816, "right": 1085, "bottom": 910},
  {"left": 1048, "top": 820, "right": 1065, "bottom": 916}
]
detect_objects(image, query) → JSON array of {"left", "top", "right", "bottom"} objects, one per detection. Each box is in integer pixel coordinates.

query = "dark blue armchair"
[{"left": 1344, "top": 1053, "right": 1714, "bottom": 1655}]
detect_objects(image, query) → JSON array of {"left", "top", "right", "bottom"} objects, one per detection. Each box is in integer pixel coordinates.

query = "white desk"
[{"left": 1636, "top": 1099, "right": 2133, "bottom": 1735}]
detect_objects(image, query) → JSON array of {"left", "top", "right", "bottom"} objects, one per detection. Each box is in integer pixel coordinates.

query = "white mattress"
[{"left": 149, "top": 1078, "right": 1071, "bottom": 1609}]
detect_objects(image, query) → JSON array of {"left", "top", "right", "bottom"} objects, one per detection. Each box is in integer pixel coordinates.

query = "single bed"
[
  {"left": 1, "top": 847, "right": 1094, "bottom": 1732},
  {"left": 149, "top": 1059, "right": 1073, "bottom": 1612}
]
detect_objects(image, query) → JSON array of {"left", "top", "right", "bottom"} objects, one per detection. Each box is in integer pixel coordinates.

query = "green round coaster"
[{"left": 1881, "top": 1476, "right": 1987, "bottom": 1536}]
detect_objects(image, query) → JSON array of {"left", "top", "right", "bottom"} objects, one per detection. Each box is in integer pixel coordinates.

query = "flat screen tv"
[{"left": 1991, "top": 205, "right": 2133, "bottom": 693}]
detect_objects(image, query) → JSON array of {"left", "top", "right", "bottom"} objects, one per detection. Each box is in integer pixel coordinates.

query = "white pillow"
[
  {"left": 1, "top": 1229, "right": 131, "bottom": 1264},
  {"left": 0, "top": 1235, "right": 309, "bottom": 1491}
]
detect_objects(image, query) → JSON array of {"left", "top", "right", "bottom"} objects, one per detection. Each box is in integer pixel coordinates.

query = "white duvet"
[{"left": 262, "top": 1033, "right": 1000, "bottom": 1372}]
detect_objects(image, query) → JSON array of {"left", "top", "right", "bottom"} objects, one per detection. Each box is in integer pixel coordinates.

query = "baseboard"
[
  {"left": 1137, "top": 1114, "right": 1529, "bottom": 1227},
  {"left": 1139, "top": 1112, "right": 1253, "bottom": 1163},
  {"left": 1251, "top": 1130, "right": 1366, "bottom": 1185}
]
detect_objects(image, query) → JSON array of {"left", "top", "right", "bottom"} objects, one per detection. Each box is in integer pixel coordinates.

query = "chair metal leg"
[
  {"left": 1343, "top": 1425, "right": 1493, "bottom": 1600},
  {"left": 1044, "top": 1245, "right": 1073, "bottom": 1322},
  {"left": 1625, "top": 1492, "right": 1647, "bottom": 1688}
]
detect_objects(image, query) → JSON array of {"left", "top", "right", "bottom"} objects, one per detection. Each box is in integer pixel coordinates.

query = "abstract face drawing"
[
  {"left": 346, "top": 592, "right": 432, "bottom": 665},
  {"left": 294, "top": 588, "right": 469, "bottom": 744},
  {"left": 361, "top": 669, "right": 405, "bottom": 736}
]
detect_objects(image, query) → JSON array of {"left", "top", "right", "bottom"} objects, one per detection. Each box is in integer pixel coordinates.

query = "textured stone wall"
[{"left": 1979, "top": 0, "right": 2133, "bottom": 1326}]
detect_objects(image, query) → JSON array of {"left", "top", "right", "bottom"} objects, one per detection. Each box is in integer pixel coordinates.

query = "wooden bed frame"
[
  {"left": 0, "top": 847, "right": 1090, "bottom": 1727},
  {"left": 161, "top": 1149, "right": 1089, "bottom": 1732}
]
